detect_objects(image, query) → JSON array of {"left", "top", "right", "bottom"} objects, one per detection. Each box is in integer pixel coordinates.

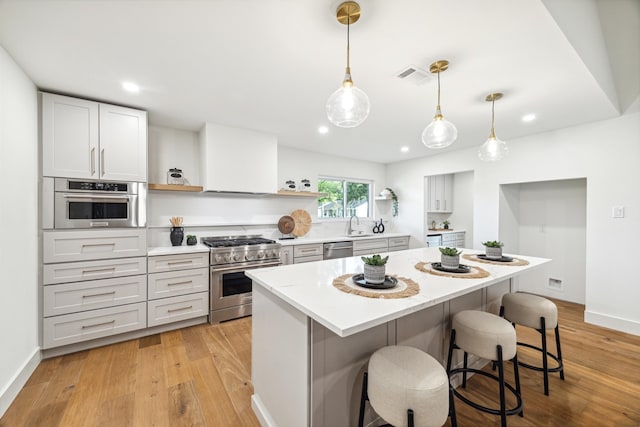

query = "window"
[{"left": 317, "top": 177, "right": 372, "bottom": 219}]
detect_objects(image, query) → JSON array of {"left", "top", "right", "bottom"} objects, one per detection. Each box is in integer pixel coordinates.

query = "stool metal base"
[{"left": 447, "top": 329, "right": 523, "bottom": 427}]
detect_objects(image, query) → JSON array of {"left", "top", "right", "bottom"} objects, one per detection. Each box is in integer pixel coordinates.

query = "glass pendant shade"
[
  {"left": 478, "top": 136, "right": 508, "bottom": 161},
  {"left": 422, "top": 108, "right": 458, "bottom": 149},
  {"left": 326, "top": 80, "right": 370, "bottom": 128}
]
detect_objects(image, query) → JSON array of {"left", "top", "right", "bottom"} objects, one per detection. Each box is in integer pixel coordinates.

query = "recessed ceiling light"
[
  {"left": 318, "top": 126, "right": 329, "bottom": 134},
  {"left": 522, "top": 113, "right": 536, "bottom": 122},
  {"left": 122, "top": 81, "right": 140, "bottom": 93},
  {"left": 401, "top": 146, "right": 409, "bottom": 153}
]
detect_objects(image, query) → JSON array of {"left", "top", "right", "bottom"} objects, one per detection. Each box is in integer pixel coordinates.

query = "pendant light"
[
  {"left": 326, "top": 1, "right": 370, "bottom": 128},
  {"left": 478, "top": 93, "right": 508, "bottom": 161},
  {"left": 422, "top": 60, "right": 457, "bottom": 149}
]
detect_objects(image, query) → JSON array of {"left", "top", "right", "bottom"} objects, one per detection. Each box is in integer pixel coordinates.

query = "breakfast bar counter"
[{"left": 247, "top": 247, "right": 549, "bottom": 427}]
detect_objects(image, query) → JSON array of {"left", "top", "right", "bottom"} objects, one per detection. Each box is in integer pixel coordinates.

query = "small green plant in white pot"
[
  {"left": 439, "top": 247, "right": 462, "bottom": 270},
  {"left": 361, "top": 254, "right": 389, "bottom": 284},
  {"left": 482, "top": 240, "right": 504, "bottom": 260}
]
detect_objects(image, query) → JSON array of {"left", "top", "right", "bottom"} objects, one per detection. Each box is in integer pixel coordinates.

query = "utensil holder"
[{"left": 170, "top": 227, "right": 184, "bottom": 246}]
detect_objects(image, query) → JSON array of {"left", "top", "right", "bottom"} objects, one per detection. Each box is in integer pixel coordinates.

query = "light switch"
[{"left": 612, "top": 206, "right": 625, "bottom": 218}]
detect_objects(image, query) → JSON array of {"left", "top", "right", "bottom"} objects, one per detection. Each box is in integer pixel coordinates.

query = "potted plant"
[
  {"left": 482, "top": 240, "right": 504, "bottom": 260},
  {"left": 443, "top": 220, "right": 450, "bottom": 230},
  {"left": 361, "top": 254, "right": 389, "bottom": 284},
  {"left": 439, "top": 247, "right": 462, "bottom": 270},
  {"left": 186, "top": 234, "right": 197, "bottom": 246}
]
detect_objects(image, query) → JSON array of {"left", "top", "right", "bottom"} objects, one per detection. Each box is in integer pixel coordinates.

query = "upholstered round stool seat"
[
  {"left": 453, "top": 310, "right": 517, "bottom": 361},
  {"left": 502, "top": 292, "right": 558, "bottom": 329},
  {"left": 367, "top": 345, "right": 450, "bottom": 427}
]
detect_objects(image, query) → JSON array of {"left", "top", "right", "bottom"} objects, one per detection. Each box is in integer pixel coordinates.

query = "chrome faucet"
[{"left": 348, "top": 214, "right": 359, "bottom": 235}]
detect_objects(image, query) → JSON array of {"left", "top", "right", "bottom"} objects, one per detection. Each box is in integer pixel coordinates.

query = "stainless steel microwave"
[{"left": 45, "top": 178, "right": 146, "bottom": 229}]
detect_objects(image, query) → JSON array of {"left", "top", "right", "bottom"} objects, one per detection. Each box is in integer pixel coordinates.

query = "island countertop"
[{"left": 247, "top": 247, "right": 550, "bottom": 338}]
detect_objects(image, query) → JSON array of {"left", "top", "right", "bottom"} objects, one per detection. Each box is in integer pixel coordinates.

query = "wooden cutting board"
[
  {"left": 290, "top": 209, "right": 312, "bottom": 237},
  {"left": 277, "top": 215, "right": 295, "bottom": 235}
]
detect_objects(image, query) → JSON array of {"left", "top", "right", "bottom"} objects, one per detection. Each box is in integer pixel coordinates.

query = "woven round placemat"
[
  {"left": 414, "top": 262, "right": 490, "bottom": 279},
  {"left": 462, "top": 254, "right": 529, "bottom": 266},
  {"left": 332, "top": 274, "right": 420, "bottom": 299}
]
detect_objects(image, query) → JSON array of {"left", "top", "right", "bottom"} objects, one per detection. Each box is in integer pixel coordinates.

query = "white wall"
[
  {"left": 146, "top": 132, "right": 388, "bottom": 246},
  {"left": 387, "top": 112, "right": 640, "bottom": 335},
  {"left": 502, "top": 179, "right": 587, "bottom": 304},
  {"left": 0, "top": 46, "right": 40, "bottom": 416}
]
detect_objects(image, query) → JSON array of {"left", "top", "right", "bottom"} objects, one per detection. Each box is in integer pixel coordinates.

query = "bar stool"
[
  {"left": 446, "top": 310, "right": 522, "bottom": 427},
  {"left": 358, "top": 345, "right": 456, "bottom": 427},
  {"left": 500, "top": 292, "right": 565, "bottom": 396}
]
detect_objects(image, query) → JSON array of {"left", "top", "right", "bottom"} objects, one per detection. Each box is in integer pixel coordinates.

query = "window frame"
[{"left": 316, "top": 176, "right": 374, "bottom": 220}]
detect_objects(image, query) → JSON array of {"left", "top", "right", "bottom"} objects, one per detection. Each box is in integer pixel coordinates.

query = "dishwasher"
[{"left": 323, "top": 241, "right": 353, "bottom": 260}]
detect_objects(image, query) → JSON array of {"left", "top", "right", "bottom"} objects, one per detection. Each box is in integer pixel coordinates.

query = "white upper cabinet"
[
  {"left": 428, "top": 174, "right": 453, "bottom": 213},
  {"left": 199, "top": 123, "right": 277, "bottom": 193},
  {"left": 42, "top": 93, "right": 99, "bottom": 179},
  {"left": 41, "top": 92, "right": 147, "bottom": 182},
  {"left": 99, "top": 103, "right": 147, "bottom": 182}
]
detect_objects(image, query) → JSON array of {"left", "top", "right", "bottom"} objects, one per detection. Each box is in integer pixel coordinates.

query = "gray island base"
[{"left": 247, "top": 247, "right": 549, "bottom": 426}]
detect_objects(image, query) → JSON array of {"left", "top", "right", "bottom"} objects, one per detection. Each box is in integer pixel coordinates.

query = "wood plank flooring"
[{"left": 2, "top": 298, "right": 639, "bottom": 426}]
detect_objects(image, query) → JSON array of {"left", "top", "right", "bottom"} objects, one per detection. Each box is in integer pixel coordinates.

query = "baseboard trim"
[
  {"left": 251, "top": 394, "right": 277, "bottom": 427},
  {"left": 585, "top": 310, "right": 640, "bottom": 336},
  {"left": 0, "top": 347, "right": 41, "bottom": 418}
]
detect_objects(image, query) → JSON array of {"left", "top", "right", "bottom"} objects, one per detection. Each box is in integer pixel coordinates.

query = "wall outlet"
[
  {"left": 548, "top": 277, "right": 563, "bottom": 290},
  {"left": 612, "top": 206, "right": 625, "bottom": 218}
]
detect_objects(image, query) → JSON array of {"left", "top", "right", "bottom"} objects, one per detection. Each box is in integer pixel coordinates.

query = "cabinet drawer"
[
  {"left": 43, "top": 274, "right": 147, "bottom": 317},
  {"left": 441, "top": 234, "right": 457, "bottom": 245},
  {"left": 148, "top": 268, "right": 209, "bottom": 300},
  {"left": 43, "top": 229, "right": 147, "bottom": 263},
  {"left": 388, "top": 236, "right": 410, "bottom": 248},
  {"left": 43, "top": 256, "right": 147, "bottom": 285},
  {"left": 294, "top": 244, "right": 323, "bottom": 258},
  {"left": 293, "top": 254, "right": 323, "bottom": 264},
  {"left": 388, "top": 245, "right": 409, "bottom": 252},
  {"left": 147, "top": 252, "right": 209, "bottom": 273},
  {"left": 353, "top": 238, "right": 388, "bottom": 253},
  {"left": 147, "top": 292, "right": 209, "bottom": 327},
  {"left": 43, "top": 302, "right": 146, "bottom": 349}
]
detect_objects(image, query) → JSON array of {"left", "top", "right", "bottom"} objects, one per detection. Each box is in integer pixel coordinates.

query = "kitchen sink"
[{"left": 345, "top": 232, "right": 374, "bottom": 238}]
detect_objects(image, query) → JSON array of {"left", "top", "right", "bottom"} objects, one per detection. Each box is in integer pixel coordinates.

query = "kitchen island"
[{"left": 247, "top": 247, "right": 549, "bottom": 427}]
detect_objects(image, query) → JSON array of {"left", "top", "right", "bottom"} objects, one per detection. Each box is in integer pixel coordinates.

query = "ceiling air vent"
[{"left": 395, "top": 65, "right": 432, "bottom": 85}]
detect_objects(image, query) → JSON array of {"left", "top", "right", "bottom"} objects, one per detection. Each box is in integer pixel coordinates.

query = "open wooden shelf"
[
  {"left": 148, "top": 183, "right": 204, "bottom": 192},
  {"left": 276, "top": 190, "right": 327, "bottom": 198}
]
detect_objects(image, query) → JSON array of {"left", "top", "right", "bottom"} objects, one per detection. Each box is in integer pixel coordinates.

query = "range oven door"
[{"left": 210, "top": 261, "right": 280, "bottom": 323}]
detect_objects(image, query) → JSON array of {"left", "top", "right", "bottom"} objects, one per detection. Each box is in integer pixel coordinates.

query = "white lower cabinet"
[
  {"left": 293, "top": 243, "right": 324, "bottom": 264},
  {"left": 353, "top": 238, "right": 388, "bottom": 256},
  {"left": 43, "top": 302, "right": 146, "bottom": 349},
  {"left": 147, "top": 292, "right": 209, "bottom": 327},
  {"left": 43, "top": 229, "right": 147, "bottom": 263},
  {"left": 388, "top": 236, "right": 410, "bottom": 252},
  {"left": 43, "top": 256, "right": 147, "bottom": 285},
  {"left": 43, "top": 274, "right": 147, "bottom": 317},
  {"left": 147, "top": 252, "right": 210, "bottom": 327}
]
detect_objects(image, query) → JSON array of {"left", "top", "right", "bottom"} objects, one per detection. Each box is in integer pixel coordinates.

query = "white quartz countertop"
[
  {"left": 276, "top": 232, "right": 409, "bottom": 246},
  {"left": 247, "top": 247, "right": 549, "bottom": 338},
  {"left": 147, "top": 244, "right": 210, "bottom": 256}
]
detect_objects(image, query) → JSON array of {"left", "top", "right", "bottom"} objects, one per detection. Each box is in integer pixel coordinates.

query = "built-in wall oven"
[
  {"left": 49, "top": 177, "right": 146, "bottom": 228},
  {"left": 203, "top": 236, "right": 281, "bottom": 323}
]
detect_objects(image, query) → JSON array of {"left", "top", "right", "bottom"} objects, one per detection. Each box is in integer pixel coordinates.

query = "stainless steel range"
[{"left": 202, "top": 235, "right": 281, "bottom": 323}]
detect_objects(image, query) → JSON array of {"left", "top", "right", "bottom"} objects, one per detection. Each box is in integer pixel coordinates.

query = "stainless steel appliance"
[
  {"left": 203, "top": 235, "right": 281, "bottom": 323},
  {"left": 323, "top": 241, "right": 353, "bottom": 260},
  {"left": 426, "top": 234, "right": 442, "bottom": 247},
  {"left": 52, "top": 177, "right": 145, "bottom": 228}
]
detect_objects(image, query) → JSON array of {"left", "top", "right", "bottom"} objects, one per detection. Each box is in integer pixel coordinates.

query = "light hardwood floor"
[{"left": 1, "top": 299, "right": 639, "bottom": 426}]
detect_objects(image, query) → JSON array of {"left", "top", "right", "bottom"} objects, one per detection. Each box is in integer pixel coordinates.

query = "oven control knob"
[
  {"left": 257, "top": 251, "right": 265, "bottom": 259},
  {"left": 232, "top": 253, "right": 242, "bottom": 262},
  {"left": 214, "top": 254, "right": 222, "bottom": 263},
  {"left": 223, "top": 254, "right": 231, "bottom": 263},
  {"left": 245, "top": 253, "right": 255, "bottom": 261}
]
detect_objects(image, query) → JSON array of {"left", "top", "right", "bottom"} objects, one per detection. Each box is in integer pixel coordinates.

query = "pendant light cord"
[
  {"left": 436, "top": 70, "right": 441, "bottom": 109},
  {"left": 489, "top": 98, "right": 496, "bottom": 139},
  {"left": 346, "top": 9, "right": 351, "bottom": 69}
]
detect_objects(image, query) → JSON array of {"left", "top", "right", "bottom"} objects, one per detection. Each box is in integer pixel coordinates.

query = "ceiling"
[{"left": 0, "top": 0, "right": 637, "bottom": 164}]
